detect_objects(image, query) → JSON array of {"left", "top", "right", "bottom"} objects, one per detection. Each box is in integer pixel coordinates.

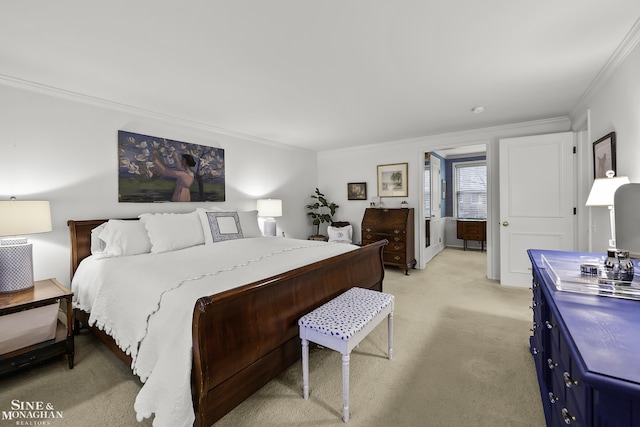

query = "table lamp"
[
  {"left": 585, "top": 170, "right": 630, "bottom": 249},
  {"left": 0, "top": 199, "right": 52, "bottom": 292},
  {"left": 257, "top": 199, "right": 282, "bottom": 237}
]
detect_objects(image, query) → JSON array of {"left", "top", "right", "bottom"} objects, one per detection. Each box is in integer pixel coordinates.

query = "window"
[{"left": 454, "top": 161, "right": 486, "bottom": 219}]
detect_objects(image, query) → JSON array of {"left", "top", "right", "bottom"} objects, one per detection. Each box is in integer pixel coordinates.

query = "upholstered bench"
[{"left": 298, "top": 287, "right": 394, "bottom": 422}]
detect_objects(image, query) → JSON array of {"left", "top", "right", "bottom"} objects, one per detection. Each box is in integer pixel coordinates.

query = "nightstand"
[{"left": 0, "top": 278, "right": 74, "bottom": 375}]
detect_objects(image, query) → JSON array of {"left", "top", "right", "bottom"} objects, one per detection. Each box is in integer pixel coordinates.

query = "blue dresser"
[{"left": 528, "top": 249, "right": 640, "bottom": 426}]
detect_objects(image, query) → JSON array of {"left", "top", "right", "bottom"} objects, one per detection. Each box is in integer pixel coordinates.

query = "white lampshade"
[
  {"left": 257, "top": 199, "right": 282, "bottom": 218},
  {"left": 585, "top": 171, "right": 630, "bottom": 249},
  {"left": 0, "top": 200, "right": 52, "bottom": 236},
  {"left": 0, "top": 200, "right": 52, "bottom": 293}
]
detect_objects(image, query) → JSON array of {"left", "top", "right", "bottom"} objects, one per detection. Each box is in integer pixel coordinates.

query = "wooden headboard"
[{"left": 67, "top": 219, "right": 109, "bottom": 280}]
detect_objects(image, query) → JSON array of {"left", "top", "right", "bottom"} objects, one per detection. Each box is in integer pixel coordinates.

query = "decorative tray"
[{"left": 540, "top": 254, "right": 640, "bottom": 301}]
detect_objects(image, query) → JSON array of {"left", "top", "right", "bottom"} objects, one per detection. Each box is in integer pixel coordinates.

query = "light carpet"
[{"left": 0, "top": 248, "right": 544, "bottom": 426}]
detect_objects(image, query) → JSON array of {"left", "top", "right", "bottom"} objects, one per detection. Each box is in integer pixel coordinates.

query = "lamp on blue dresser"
[
  {"left": 585, "top": 170, "right": 629, "bottom": 249},
  {"left": 0, "top": 198, "right": 52, "bottom": 293},
  {"left": 257, "top": 198, "right": 282, "bottom": 237}
]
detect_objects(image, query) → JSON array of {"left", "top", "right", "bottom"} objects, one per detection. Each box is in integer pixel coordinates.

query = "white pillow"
[
  {"left": 327, "top": 225, "right": 353, "bottom": 243},
  {"left": 98, "top": 220, "right": 152, "bottom": 257},
  {"left": 202, "top": 211, "right": 244, "bottom": 242},
  {"left": 90, "top": 223, "right": 107, "bottom": 254},
  {"left": 139, "top": 211, "right": 205, "bottom": 254},
  {"left": 237, "top": 210, "right": 262, "bottom": 238}
]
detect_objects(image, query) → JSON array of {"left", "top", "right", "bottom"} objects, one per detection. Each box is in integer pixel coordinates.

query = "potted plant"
[{"left": 306, "top": 188, "right": 339, "bottom": 240}]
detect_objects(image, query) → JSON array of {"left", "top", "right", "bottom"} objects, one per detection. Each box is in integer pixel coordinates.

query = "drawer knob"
[
  {"left": 365, "top": 228, "right": 372, "bottom": 232},
  {"left": 532, "top": 347, "right": 538, "bottom": 355},
  {"left": 393, "top": 256, "right": 400, "bottom": 261},
  {"left": 545, "top": 321, "right": 555, "bottom": 330},
  {"left": 548, "top": 392, "right": 559, "bottom": 404},
  {"left": 394, "top": 229, "right": 400, "bottom": 234},
  {"left": 563, "top": 372, "right": 578, "bottom": 388},
  {"left": 561, "top": 408, "right": 576, "bottom": 424},
  {"left": 547, "top": 358, "right": 558, "bottom": 370},
  {"left": 394, "top": 237, "right": 401, "bottom": 242},
  {"left": 394, "top": 245, "right": 401, "bottom": 250}
]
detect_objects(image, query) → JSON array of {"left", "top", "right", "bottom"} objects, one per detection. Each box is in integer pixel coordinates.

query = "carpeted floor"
[{"left": 0, "top": 248, "right": 545, "bottom": 426}]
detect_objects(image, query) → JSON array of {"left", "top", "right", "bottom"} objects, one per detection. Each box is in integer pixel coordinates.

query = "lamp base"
[
  {"left": 263, "top": 218, "right": 277, "bottom": 237},
  {"left": 0, "top": 240, "right": 34, "bottom": 293}
]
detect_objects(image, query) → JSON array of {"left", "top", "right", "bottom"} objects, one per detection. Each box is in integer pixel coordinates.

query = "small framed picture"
[
  {"left": 593, "top": 132, "right": 616, "bottom": 178},
  {"left": 377, "top": 163, "right": 408, "bottom": 197},
  {"left": 347, "top": 182, "right": 367, "bottom": 200}
]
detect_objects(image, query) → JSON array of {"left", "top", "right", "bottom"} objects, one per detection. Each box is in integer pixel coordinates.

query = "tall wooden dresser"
[{"left": 361, "top": 208, "right": 416, "bottom": 274}]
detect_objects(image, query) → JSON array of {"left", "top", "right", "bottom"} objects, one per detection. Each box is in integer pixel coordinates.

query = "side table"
[{"left": 0, "top": 278, "right": 74, "bottom": 375}]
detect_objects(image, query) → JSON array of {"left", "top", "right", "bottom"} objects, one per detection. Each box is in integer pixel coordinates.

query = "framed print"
[
  {"left": 347, "top": 182, "right": 367, "bottom": 200},
  {"left": 118, "top": 130, "right": 225, "bottom": 202},
  {"left": 377, "top": 163, "right": 408, "bottom": 197},
  {"left": 593, "top": 132, "right": 616, "bottom": 178}
]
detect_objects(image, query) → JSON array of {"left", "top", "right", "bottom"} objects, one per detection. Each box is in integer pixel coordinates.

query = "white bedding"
[{"left": 71, "top": 237, "right": 358, "bottom": 427}]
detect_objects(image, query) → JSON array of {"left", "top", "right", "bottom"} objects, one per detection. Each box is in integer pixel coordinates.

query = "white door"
[
  {"left": 430, "top": 156, "right": 443, "bottom": 253},
  {"left": 499, "top": 132, "right": 575, "bottom": 286}
]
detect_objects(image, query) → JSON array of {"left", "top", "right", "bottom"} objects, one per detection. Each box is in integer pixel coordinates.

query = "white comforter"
[{"left": 72, "top": 237, "right": 358, "bottom": 427}]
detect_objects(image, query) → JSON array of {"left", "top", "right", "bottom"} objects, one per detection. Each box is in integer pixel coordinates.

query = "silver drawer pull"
[
  {"left": 365, "top": 228, "right": 372, "bottom": 232},
  {"left": 394, "top": 229, "right": 400, "bottom": 234},
  {"left": 548, "top": 392, "right": 559, "bottom": 404},
  {"left": 561, "top": 408, "right": 576, "bottom": 424},
  {"left": 563, "top": 372, "right": 578, "bottom": 387},
  {"left": 393, "top": 245, "right": 401, "bottom": 250},
  {"left": 532, "top": 347, "right": 538, "bottom": 355},
  {"left": 394, "top": 237, "right": 401, "bottom": 242},
  {"left": 393, "top": 256, "right": 400, "bottom": 261},
  {"left": 547, "top": 358, "right": 558, "bottom": 370}
]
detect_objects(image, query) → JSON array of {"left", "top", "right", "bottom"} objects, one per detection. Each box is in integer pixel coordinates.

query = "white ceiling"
[{"left": 2, "top": 2, "right": 639, "bottom": 151}]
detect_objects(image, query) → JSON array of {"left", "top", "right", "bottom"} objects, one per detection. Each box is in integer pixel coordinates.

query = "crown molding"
[
  {"left": 322, "top": 116, "right": 571, "bottom": 154},
  {"left": 0, "top": 74, "right": 310, "bottom": 152},
  {"left": 570, "top": 17, "right": 640, "bottom": 120}
]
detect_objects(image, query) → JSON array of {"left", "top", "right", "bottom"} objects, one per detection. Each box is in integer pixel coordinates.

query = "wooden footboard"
[
  {"left": 67, "top": 219, "right": 386, "bottom": 426},
  {"left": 191, "top": 240, "right": 386, "bottom": 426}
]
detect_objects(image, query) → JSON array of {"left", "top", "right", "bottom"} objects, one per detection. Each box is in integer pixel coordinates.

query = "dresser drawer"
[
  {"left": 383, "top": 252, "right": 407, "bottom": 265},
  {"left": 385, "top": 241, "right": 406, "bottom": 253}
]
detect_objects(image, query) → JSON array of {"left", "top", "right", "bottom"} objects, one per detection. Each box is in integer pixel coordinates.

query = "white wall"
[
  {"left": 0, "top": 83, "right": 318, "bottom": 286},
  {"left": 318, "top": 118, "right": 571, "bottom": 278},
  {"left": 572, "top": 35, "right": 640, "bottom": 253}
]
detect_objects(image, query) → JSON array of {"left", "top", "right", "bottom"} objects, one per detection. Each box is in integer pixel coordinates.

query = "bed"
[{"left": 67, "top": 211, "right": 386, "bottom": 427}]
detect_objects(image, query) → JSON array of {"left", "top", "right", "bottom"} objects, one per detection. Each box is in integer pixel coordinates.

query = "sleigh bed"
[{"left": 68, "top": 216, "right": 386, "bottom": 427}]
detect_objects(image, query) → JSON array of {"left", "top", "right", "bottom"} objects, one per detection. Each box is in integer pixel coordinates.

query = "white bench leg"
[
  {"left": 302, "top": 338, "right": 309, "bottom": 399},
  {"left": 342, "top": 353, "right": 350, "bottom": 423},
  {"left": 388, "top": 311, "right": 394, "bottom": 360}
]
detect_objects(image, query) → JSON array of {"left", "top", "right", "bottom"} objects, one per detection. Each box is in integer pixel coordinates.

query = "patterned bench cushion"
[{"left": 298, "top": 287, "right": 394, "bottom": 340}]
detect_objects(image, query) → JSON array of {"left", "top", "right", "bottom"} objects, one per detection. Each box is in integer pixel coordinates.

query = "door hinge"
[
  {"left": 573, "top": 146, "right": 577, "bottom": 154},
  {"left": 574, "top": 207, "right": 577, "bottom": 215}
]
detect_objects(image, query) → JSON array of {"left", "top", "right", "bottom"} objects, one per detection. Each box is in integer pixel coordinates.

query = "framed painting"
[
  {"left": 377, "top": 163, "right": 408, "bottom": 197},
  {"left": 347, "top": 182, "right": 367, "bottom": 200},
  {"left": 118, "top": 130, "right": 225, "bottom": 202},
  {"left": 593, "top": 132, "right": 616, "bottom": 178}
]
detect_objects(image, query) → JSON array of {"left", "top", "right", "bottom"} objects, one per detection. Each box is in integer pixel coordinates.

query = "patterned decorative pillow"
[{"left": 205, "top": 211, "right": 244, "bottom": 242}]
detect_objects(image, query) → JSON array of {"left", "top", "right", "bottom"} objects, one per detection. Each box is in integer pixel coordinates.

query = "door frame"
[{"left": 417, "top": 140, "right": 496, "bottom": 280}]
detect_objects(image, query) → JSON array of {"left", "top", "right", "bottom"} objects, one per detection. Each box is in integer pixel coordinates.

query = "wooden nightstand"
[{"left": 0, "top": 278, "right": 74, "bottom": 375}]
